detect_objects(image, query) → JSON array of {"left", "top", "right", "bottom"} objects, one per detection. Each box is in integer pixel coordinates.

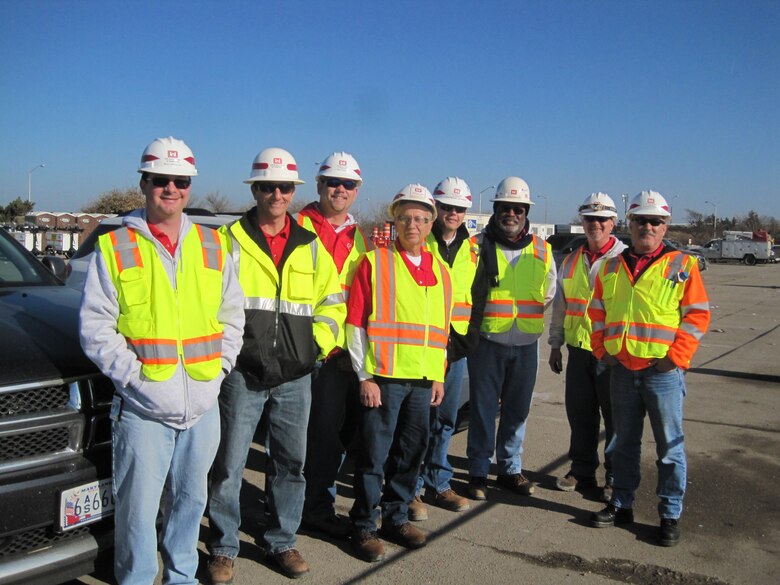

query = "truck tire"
[{"left": 744, "top": 254, "right": 756, "bottom": 266}]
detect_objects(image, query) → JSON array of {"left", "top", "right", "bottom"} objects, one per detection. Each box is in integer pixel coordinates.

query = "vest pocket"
[
  {"left": 287, "top": 266, "right": 315, "bottom": 301},
  {"left": 119, "top": 268, "right": 150, "bottom": 307}
]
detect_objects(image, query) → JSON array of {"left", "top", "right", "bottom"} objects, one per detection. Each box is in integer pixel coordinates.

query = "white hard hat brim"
[
  {"left": 435, "top": 196, "right": 473, "bottom": 209},
  {"left": 244, "top": 177, "right": 306, "bottom": 185}
]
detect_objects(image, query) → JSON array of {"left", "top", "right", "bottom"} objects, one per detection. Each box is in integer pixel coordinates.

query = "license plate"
[{"left": 59, "top": 479, "right": 114, "bottom": 531}]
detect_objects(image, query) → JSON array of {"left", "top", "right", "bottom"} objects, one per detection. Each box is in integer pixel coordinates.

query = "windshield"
[{"left": 0, "top": 229, "right": 59, "bottom": 286}]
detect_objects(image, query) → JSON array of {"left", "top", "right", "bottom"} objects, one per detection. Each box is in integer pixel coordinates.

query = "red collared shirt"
[
  {"left": 261, "top": 216, "right": 291, "bottom": 267},
  {"left": 582, "top": 236, "right": 616, "bottom": 265},
  {"left": 626, "top": 243, "right": 665, "bottom": 279},
  {"left": 147, "top": 223, "right": 177, "bottom": 256}
]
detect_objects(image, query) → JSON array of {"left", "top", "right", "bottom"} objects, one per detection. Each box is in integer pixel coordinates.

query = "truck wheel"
[{"left": 744, "top": 254, "right": 756, "bottom": 266}]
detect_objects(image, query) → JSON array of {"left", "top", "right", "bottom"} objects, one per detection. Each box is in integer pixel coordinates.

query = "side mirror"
[{"left": 40, "top": 256, "right": 69, "bottom": 282}]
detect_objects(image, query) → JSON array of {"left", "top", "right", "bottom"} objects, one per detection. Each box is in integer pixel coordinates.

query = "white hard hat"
[
  {"left": 579, "top": 192, "right": 618, "bottom": 218},
  {"left": 316, "top": 151, "right": 362, "bottom": 185},
  {"left": 627, "top": 190, "right": 671, "bottom": 218},
  {"left": 138, "top": 136, "right": 197, "bottom": 176},
  {"left": 244, "top": 147, "right": 305, "bottom": 184},
  {"left": 490, "top": 176, "right": 534, "bottom": 205},
  {"left": 388, "top": 183, "right": 437, "bottom": 220},
  {"left": 433, "top": 176, "right": 473, "bottom": 209}
]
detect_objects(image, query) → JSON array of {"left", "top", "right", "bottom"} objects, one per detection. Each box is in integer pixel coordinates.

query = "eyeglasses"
[
  {"left": 438, "top": 203, "right": 467, "bottom": 214},
  {"left": 256, "top": 182, "right": 295, "bottom": 195},
  {"left": 149, "top": 176, "right": 191, "bottom": 189},
  {"left": 582, "top": 216, "right": 610, "bottom": 223},
  {"left": 632, "top": 217, "right": 666, "bottom": 227},
  {"left": 496, "top": 203, "right": 526, "bottom": 215},
  {"left": 395, "top": 215, "right": 432, "bottom": 226},
  {"left": 323, "top": 178, "right": 358, "bottom": 190}
]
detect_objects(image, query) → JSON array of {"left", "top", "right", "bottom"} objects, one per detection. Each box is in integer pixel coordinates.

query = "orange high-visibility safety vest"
[
  {"left": 365, "top": 247, "right": 453, "bottom": 382},
  {"left": 98, "top": 225, "right": 226, "bottom": 381},
  {"left": 482, "top": 235, "right": 552, "bottom": 335},
  {"left": 425, "top": 233, "right": 478, "bottom": 336}
]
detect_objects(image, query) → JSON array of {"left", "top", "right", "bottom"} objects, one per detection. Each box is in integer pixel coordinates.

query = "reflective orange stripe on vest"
[
  {"left": 195, "top": 224, "right": 224, "bottom": 271},
  {"left": 109, "top": 228, "right": 143, "bottom": 272}
]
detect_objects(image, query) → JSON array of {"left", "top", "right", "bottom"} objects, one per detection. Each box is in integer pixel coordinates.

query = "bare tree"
[
  {"left": 82, "top": 188, "right": 145, "bottom": 214},
  {"left": 201, "top": 191, "right": 233, "bottom": 213}
]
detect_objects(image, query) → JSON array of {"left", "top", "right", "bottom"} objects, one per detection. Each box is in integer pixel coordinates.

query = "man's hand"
[
  {"left": 549, "top": 348, "right": 563, "bottom": 374},
  {"left": 601, "top": 354, "right": 619, "bottom": 367},
  {"left": 652, "top": 355, "right": 677, "bottom": 372},
  {"left": 431, "top": 381, "right": 445, "bottom": 406},
  {"left": 359, "top": 379, "right": 382, "bottom": 408}
]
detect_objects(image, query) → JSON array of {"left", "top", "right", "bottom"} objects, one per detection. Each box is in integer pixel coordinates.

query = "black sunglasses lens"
[
  {"left": 499, "top": 204, "right": 524, "bottom": 214},
  {"left": 150, "top": 177, "right": 190, "bottom": 189},
  {"left": 584, "top": 216, "right": 608, "bottom": 223},
  {"left": 259, "top": 183, "right": 294, "bottom": 194},
  {"left": 440, "top": 204, "right": 466, "bottom": 213},
  {"left": 636, "top": 217, "right": 664, "bottom": 226},
  {"left": 325, "top": 178, "right": 357, "bottom": 190}
]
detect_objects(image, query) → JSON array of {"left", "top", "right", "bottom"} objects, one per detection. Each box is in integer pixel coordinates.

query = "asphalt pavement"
[{"left": 77, "top": 262, "right": 780, "bottom": 585}]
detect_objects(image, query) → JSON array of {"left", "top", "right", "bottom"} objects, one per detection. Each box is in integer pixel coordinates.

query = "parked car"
[
  {"left": 553, "top": 233, "right": 708, "bottom": 272},
  {"left": 66, "top": 209, "right": 237, "bottom": 290},
  {"left": 0, "top": 227, "right": 114, "bottom": 585}
]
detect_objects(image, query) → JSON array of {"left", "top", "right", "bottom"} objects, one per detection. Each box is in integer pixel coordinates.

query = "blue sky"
[{"left": 1, "top": 0, "right": 777, "bottom": 224}]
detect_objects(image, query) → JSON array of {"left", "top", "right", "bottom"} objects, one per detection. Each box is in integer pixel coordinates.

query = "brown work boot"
[
  {"left": 425, "top": 488, "right": 470, "bottom": 512},
  {"left": 496, "top": 473, "right": 535, "bottom": 496},
  {"left": 467, "top": 476, "right": 488, "bottom": 500},
  {"left": 556, "top": 473, "right": 597, "bottom": 492},
  {"left": 351, "top": 528, "right": 386, "bottom": 562},
  {"left": 271, "top": 549, "right": 309, "bottom": 579},
  {"left": 408, "top": 495, "right": 429, "bottom": 521},
  {"left": 379, "top": 521, "right": 427, "bottom": 549},
  {"left": 207, "top": 555, "right": 234, "bottom": 585}
]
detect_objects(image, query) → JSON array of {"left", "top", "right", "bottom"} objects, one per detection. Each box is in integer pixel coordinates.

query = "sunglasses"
[
  {"left": 632, "top": 217, "right": 666, "bottom": 227},
  {"left": 496, "top": 204, "right": 526, "bottom": 215},
  {"left": 438, "top": 203, "right": 467, "bottom": 213},
  {"left": 582, "top": 216, "right": 610, "bottom": 223},
  {"left": 149, "top": 176, "right": 191, "bottom": 189},
  {"left": 324, "top": 178, "right": 358, "bottom": 190},
  {"left": 256, "top": 182, "right": 295, "bottom": 195}
]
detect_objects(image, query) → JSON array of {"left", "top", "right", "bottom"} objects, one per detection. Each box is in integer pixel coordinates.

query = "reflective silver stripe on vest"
[
  {"left": 309, "top": 239, "right": 318, "bottom": 269},
  {"left": 114, "top": 228, "right": 142, "bottom": 270},
  {"left": 199, "top": 228, "right": 222, "bottom": 270},
  {"left": 591, "top": 320, "right": 605, "bottom": 332},
  {"left": 319, "top": 292, "right": 345, "bottom": 307},
  {"left": 517, "top": 302, "right": 545, "bottom": 316},
  {"left": 589, "top": 298, "right": 605, "bottom": 311},
  {"left": 452, "top": 306, "right": 472, "bottom": 319},
  {"left": 680, "top": 321, "right": 705, "bottom": 340},
  {"left": 627, "top": 324, "right": 677, "bottom": 343},
  {"left": 681, "top": 301, "right": 709, "bottom": 315},
  {"left": 665, "top": 252, "right": 685, "bottom": 279},
  {"left": 182, "top": 335, "right": 222, "bottom": 361},
  {"left": 244, "top": 296, "right": 314, "bottom": 317},
  {"left": 484, "top": 301, "right": 515, "bottom": 316},
  {"left": 314, "top": 314, "right": 340, "bottom": 340},
  {"left": 371, "top": 321, "right": 428, "bottom": 334},
  {"left": 533, "top": 236, "right": 547, "bottom": 263},
  {"left": 605, "top": 324, "right": 624, "bottom": 338},
  {"left": 128, "top": 339, "right": 178, "bottom": 363},
  {"left": 603, "top": 257, "right": 621, "bottom": 274},
  {"left": 230, "top": 234, "right": 241, "bottom": 273}
]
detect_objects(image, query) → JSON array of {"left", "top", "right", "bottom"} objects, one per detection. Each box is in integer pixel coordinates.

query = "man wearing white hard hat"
[
  {"left": 548, "top": 193, "right": 626, "bottom": 501},
  {"left": 298, "top": 152, "right": 373, "bottom": 539},
  {"left": 588, "top": 190, "right": 709, "bottom": 548},
  {"left": 79, "top": 137, "right": 245, "bottom": 584},
  {"left": 466, "top": 176, "right": 556, "bottom": 500},
  {"left": 346, "top": 184, "right": 453, "bottom": 562},
  {"left": 409, "top": 177, "right": 487, "bottom": 521},
  {"left": 206, "top": 148, "right": 345, "bottom": 580}
]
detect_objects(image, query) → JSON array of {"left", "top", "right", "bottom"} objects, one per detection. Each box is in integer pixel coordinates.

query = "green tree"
[
  {"left": 0, "top": 197, "right": 35, "bottom": 223},
  {"left": 82, "top": 187, "right": 145, "bottom": 214}
]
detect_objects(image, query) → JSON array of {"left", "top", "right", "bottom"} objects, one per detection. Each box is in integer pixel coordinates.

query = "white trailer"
[{"left": 701, "top": 232, "right": 774, "bottom": 265}]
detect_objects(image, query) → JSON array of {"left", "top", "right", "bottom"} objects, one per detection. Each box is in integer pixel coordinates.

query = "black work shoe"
[
  {"left": 301, "top": 514, "right": 351, "bottom": 539},
  {"left": 590, "top": 504, "right": 634, "bottom": 528},
  {"left": 556, "top": 473, "right": 598, "bottom": 492},
  {"left": 658, "top": 518, "right": 681, "bottom": 547}
]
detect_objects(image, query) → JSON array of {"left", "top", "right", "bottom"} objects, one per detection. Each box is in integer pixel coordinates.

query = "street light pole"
[
  {"left": 536, "top": 194, "right": 548, "bottom": 225},
  {"left": 704, "top": 200, "right": 718, "bottom": 239},
  {"left": 478, "top": 185, "right": 495, "bottom": 216},
  {"left": 669, "top": 194, "right": 679, "bottom": 218},
  {"left": 621, "top": 193, "right": 629, "bottom": 229},
  {"left": 28, "top": 163, "right": 45, "bottom": 203}
]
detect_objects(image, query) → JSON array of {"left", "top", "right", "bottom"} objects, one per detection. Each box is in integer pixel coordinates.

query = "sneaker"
[
  {"left": 351, "top": 528, "right": 386, "bottom": 562},
  {"left": 207, "top": 555, "right": 234, "bottom": 585},
  {"left": 301, "top": 514, "right": 351, "bottom": 539},
  {"left": 467, "top": 476, "right": 488, "bottom": 500},
  {"left": 379, "top": 521, "right": 427, "bottom": 549},
  {"left": 589, "top": 504, "right": 634, "bottom": 528},
  {"left": 425, "top": 488, "right": 470, "bottom": 512},
  {"left": 408, "top": 495, "right": 429, "bottom": 521},
  {"left": 658, "top": 518, "right": 681, "bottom": 547},
  {"left": 601, "top": 482, "right": 614, "bottom": 503},
  {"left": 496, "top": 473, "right": 535, "bottom": 496},
  {"left": 271, "top": 549, "right": 309, "bottom": 579},
  {"left": 556, "top": 473, "right": 597, "bottom": 492}
]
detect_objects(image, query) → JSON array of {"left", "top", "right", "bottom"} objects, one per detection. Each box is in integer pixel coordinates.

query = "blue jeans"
[
  {"left": 416, "top": 357, "right": 467, "bottom": 494},
  {"left": 207, "top": 368, "right": 311, "bottom": 556},
  {"left": 609, "top": 363, "right": 687, "bottom": 519},
  {"left": 350, "top": 380, "right": 431, "bottom": 530},
  {"left": 467, "top": 338, "right": 538, "bottom": 477},
  {"left": 303, "top": 356, "right": 359, "bottom": 521},
  {"left": 564, "top": 345, "right": 613, "bottom": 482},
  {"left": 112, "top": 403, "right": 220, "bottom": 585}
]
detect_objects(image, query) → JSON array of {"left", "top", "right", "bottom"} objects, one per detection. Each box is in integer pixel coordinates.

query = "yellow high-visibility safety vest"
[
  {"left": 297, "top": 214, "right": 371, "bottom": 301},
  {"left": 98, "top": 225, "right": 226, "bottom": 382},
  {"left": 365, "top": 247, "right": 453, "bottom": 383},
  {"left": 593, "top": 252, "right": 695, "bottom": 359},
  {"left": 482, "top": 235, "right": 552, "bottom": 335},
  {"left": 223, "top": 221, "right": 344, "bottom": 358},
  {"left": 425, "top": 233, "right": 478, "bottom": 336},
  {"left": 560, "top": 251, "right": 593, "bottom": 350}
]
